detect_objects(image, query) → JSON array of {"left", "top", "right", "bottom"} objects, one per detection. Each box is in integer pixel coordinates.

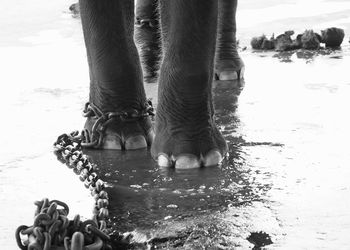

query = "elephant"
[{"left": 79, "top": 0, "right": 244, "bottom": 169}]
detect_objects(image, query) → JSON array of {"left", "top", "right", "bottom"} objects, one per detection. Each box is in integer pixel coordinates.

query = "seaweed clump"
[
  {"left": 251, "top": 27, "right": 345, "bottom": 51},
  {"left": 247, "top": 231, "right": 273, "bottom": 249},
  {"left": 251, "top": 34, "right": 275, "bottom": 50}
]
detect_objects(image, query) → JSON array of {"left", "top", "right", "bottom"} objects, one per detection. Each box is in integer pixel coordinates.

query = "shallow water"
[{"left": 1, "top": 0, "right": 350, "bottom": 249}]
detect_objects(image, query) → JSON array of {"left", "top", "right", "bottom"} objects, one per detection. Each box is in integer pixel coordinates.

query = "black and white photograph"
[{"left": 1, "top": 0, "right": 350, "bottom": 249}]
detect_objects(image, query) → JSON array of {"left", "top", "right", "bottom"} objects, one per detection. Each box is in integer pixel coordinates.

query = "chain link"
[
  {"left": 135, "top": 17, "right": 159, "bottom": 28},
  {"left": 81, "top": 100, "right": 154, "bottom": 148}
]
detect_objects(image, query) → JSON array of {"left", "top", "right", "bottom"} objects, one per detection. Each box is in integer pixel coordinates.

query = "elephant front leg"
[
  {"left": 151, "top": 0, "right": 227, "bottom": 169},
  {"left": 215, "top": 0, "right": 245, "bottom": 80},
  {"left": 79, "top": 0, "right": 154, "bottom": 150}
]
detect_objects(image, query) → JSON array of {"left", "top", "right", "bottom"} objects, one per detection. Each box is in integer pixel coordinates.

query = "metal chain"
[
  {"left": 15, "top": 132, "right": 114, "bottom": 250},
  {"left": 81, "top": 100, "right": 155, "bottom": 148},
  {"left": 135, "top": 17, "right": 159, "bottom": 28},
  {"left": 15, "top": 199, "right": 112, "bottom": 250},
  {"left": 15, "top": 101, "right": 155, "bottom": 249},
  {"left": 53, "top": 132, "right": 111, "bottom": 226}
]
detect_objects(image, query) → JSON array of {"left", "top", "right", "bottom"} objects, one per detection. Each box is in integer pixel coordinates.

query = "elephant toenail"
[
  {"left": 103, "top": 134, "right": 123, "bottom": 150},
  {"left": 175, "top": 154, "right": 201, "bottom": 169},
  {"left": 157, "top": 154, "right": 172, "bottom": 168},
  {"left": 218, "top": 71, "right": 238, "bottom": 81},
  {"left": 125, "top": 135, "right": 147, "bottom": 150},
  {"left": 239, "top": 67, "right": 245, "bottom": 79},
  {"left": 203, "top": 150, "right": 223, "bottom": 167}
]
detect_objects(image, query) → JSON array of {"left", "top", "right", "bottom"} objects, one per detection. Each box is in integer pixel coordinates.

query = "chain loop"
[
  {"left": 135, "top": 17, "right": 159, "bottom": 29},
  {"left": 15, "top": 198, "right": 112, "bottom": 250},
  {"left": 15, "top": 225, "right": 29, "bottom": 250},
  {"left": 81, "top": 100, "right": 154, "bottom": 148}
]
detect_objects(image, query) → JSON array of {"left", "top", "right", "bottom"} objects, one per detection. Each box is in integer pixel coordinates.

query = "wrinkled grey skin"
[
  {"left": 135, "top": 0, "right": 244, "bottom": 82},
  {"left": 80, "top": 0, "right": 243, "bottom": 168}
]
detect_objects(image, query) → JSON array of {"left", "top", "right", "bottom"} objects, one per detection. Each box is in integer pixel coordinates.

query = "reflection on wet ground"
[
  {"left": 78, "top": 79, "right": 285, "bottom": 248},
  {"left": 253, "top": 47, "right": 346, "bottom": 64},
  {"left": 86, "top": 81, "right": 252, "bottom": 230},
  {"left": 272, "top": 48, "right": 345, "bottom": 63}
]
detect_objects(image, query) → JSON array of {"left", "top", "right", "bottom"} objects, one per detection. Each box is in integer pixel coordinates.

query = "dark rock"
[
  {"left": 251, "top": 35, "right": 266, "bottom": 49},
  {"left": 301, "top": 30, "right": 320, "bottom": 50},
  {"left": 274, "top": 31, "right": 294, "bottom": 51},
  {"left": 284, "top": 30, "right": 295, "bottom": 37},
  {"left": 251, "top": 35, "right": 275, "bottom": 50},
  {"left": 321, "top": 27, "right": 345, "bottom": 47},
  {"left": 69, "top": 3, "right": 80, "bottom": 16},
  {"left": 261, "top": 35, "right": 275, "bottom": 50}
]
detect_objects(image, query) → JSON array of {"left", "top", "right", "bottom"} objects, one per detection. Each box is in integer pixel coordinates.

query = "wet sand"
[{"left": 1, "top": 0, "right": 350, "bottom": 249}]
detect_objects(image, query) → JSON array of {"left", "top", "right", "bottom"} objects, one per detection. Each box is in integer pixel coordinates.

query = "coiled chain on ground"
[
  {"left": 15, "top": 100, "right": 155, "bottom": 249},
  {"left": 15, "top": 132, "right": 113, "bottom": 250}
]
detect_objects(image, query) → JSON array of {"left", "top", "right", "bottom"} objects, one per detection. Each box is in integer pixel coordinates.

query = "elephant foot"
[
  {"left": 151, "top": 125, "right": 227, "bottom": 169},
  {"left": 82, "top": 102, "right": 155, "bottom": 150},
  {"left": 214, "top": 58, "right": 245, "bottom": 81},
  {"left": 151, "top": 90, "right": 227, "bottom": 169},
  {"left": 135, "top": 19, "right": 162, "bottom": 83}
]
